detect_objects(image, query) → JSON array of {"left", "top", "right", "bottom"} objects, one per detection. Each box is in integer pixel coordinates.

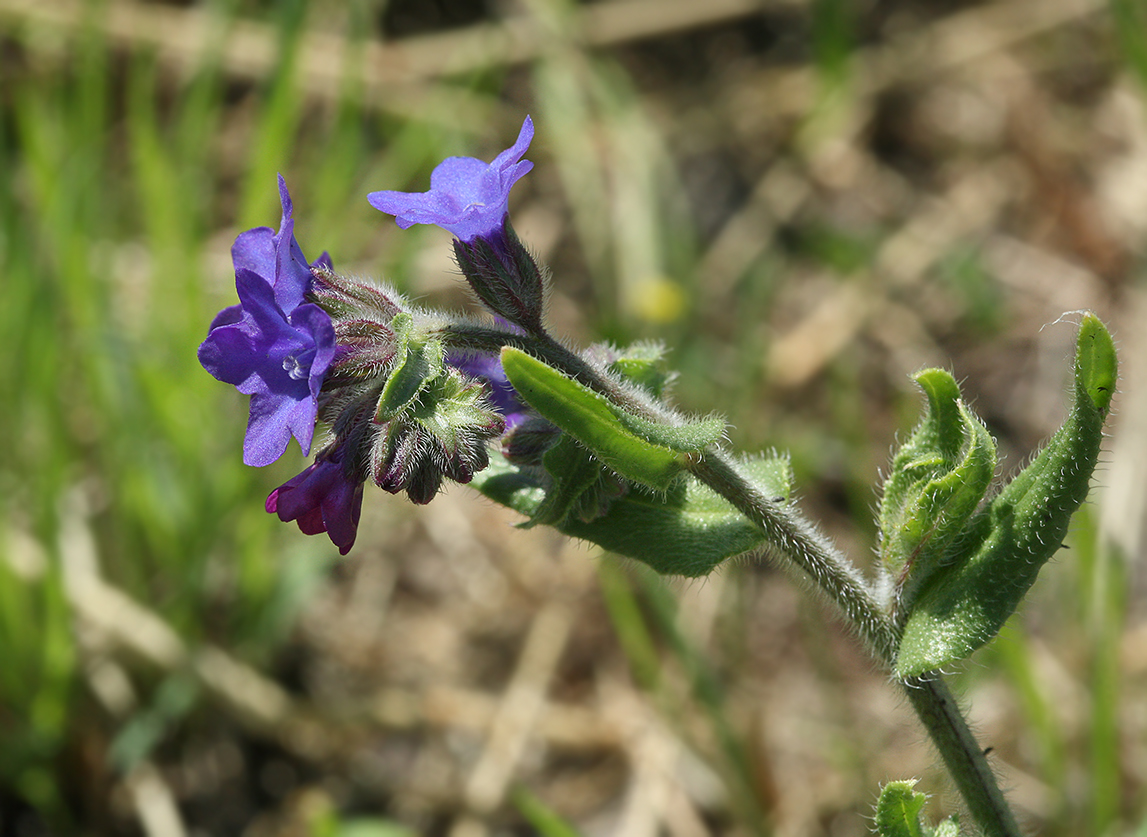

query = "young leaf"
[
  {"left": 879, "top": 368, "right": 996, "bottom": 622},
  {"left": 873, "top": 780, "right": 960, "bottom": 837},
  {"left": 607, "top": 341, "right": 674, "bottom": 397},
  {"left": 374, "top": 313, "right": 444, "bottom": 422},
  {"left": 500, "top": 347, "right": 719, "bottom": 489},
  {"left": 527, "top": 435, "right": 620, "bottom": 527},
  {"left": 895, "top": 313, "right": 1116, "bottom": 678}
]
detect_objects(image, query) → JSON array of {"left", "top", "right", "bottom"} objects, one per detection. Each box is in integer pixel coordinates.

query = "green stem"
[
  {"left": 904, "top": 677, "right": 1025, "bottom": 837},
  {"left": 687, "top": 453, "right": 897, "bottom": 661},
  {"left": 692, "top": 455, "right": 1024, "bottom": 837},
  {"left": 444, "top": 325, "right": 1024, "bottom": 836}
]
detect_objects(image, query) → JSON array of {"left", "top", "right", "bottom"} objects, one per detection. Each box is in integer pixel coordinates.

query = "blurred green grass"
[{"left": 1, "top": 0, "right": 1145, "bottom": 835}]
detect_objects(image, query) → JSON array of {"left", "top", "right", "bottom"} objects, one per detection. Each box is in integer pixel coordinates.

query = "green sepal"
[
  {"left": 409, "top": 367, "right": 502, "bottom": 455},
  {"left": 895, "top": 313, "right": 1117, "bottom": 678},
  {"left": 376, "top": 313, "right": 444, "bottom": 422},
  {"left": 873, "top": 780, "right": 958, "bottom": 837},
  {"left": 471, "top": 453, "right": 792, "bottom": 577},
  {"left": 874, "top": 781, "right": 928, "bottom": 837},
  {"left": 879, "top": 368, "right": 996, "bottom": 621},
  {"left": 500, "top": 347, "right": 721, "bottom": 490}
]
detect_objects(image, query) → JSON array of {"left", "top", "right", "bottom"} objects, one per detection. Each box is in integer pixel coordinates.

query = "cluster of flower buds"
[
  {"left": 307, "top": 266, "right": 507, "bottom": 507},
  {"left": 201, "top": 119, "right": 542, "bottom": 554}
]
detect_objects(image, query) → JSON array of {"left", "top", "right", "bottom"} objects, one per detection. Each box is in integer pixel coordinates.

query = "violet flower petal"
[
  {"left": 201, "top": 176, "right": 337, "bottom": 467},
  {"left": 231, "top": 174, "right": 316, "bottom": 312},
  {"left": 199, "top": 267, "right": 335, "bottom": 466},
  {"left": 368, "top": 116, "right": 534, "bottom": 243}
]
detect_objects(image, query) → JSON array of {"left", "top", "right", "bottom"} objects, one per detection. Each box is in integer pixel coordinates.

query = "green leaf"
[
  {"left": 873, "top": 781, "right": 960, "bottom": 837},
  {"left": 613, "top": 408, "right": 725, "bottom": 453},
  {"left": 895, "top": 314, "right": 1117, "bottom": 678},
  {"left": 500, "top": 347, "right": 692, "bottom": 489},
  {"left": 527, "top": 435, "right": 617, "bottom": 527},
  {"left": 472, "top": 453, "right": 791, "bottom": 577},
  {"left": 874, "top": 780, "right": 928, "bottom": 837},
  {"left": 607, "top": 341, "right": 673, "bottom": 397},
  {"left": 1075, "top": 312, "right": 1117, "bottom": 416},
  {"left": 879, "top": 368, "right": 996, "bottom": 621},
  {"left": 375, "top": 313, "right": 444, "bottom": 422}
]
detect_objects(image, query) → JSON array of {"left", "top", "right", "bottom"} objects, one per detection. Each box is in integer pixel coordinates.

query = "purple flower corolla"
[
  {"left": 199, "top": 270, "right": 336, "bottom": 466},
  {"left": 234, "top": 174, "right": 327, "bottom": 311},
  {"left": 266, "top": 452, "right": 364, "bottom": 555},
  {"left": 199, "top": 177, "right": 336, "bottom": 466},
  {"left": 368, "top": 117, "right": 534, "bottom": 243}
]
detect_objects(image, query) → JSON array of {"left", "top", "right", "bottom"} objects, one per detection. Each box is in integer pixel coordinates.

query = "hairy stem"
[
  {"left": 904, "top": 677, "right": 1025, "bottom": 837},
  {"left": 687, "top": 453, "right": 898, "bottom": 661},
  {"left": 446, "top": 324, "right": 1023, "bottom": 836},
  {"left": 692, "top": 455, "right": 1024, "bottom": 837}
]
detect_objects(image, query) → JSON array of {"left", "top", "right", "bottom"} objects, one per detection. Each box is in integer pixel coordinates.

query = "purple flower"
[
  {"left": 266, "top": 452, "right": 364, "bottom": 555},
  {"left": 199, "top": 177, "right": 336, "bottom": 466},
  {"left": 234, "top": 175, "right": 327, "bottom": 312},
  {"left": 368, "top": 117, "right": 534, "bottom": 243}
]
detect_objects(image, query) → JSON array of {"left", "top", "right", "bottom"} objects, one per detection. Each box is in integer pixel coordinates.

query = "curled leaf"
[
  {"left": 873, "top": 780, "right": 959, "bottom": 837},
  {"left": 879, "top": 368, "right": 996, "bottom": 622},
  {"left": 874, "top": 781, "right": 928, "bottom": 837},
  {"left": 895, "top": 313, "right": 1117, "bottom": 677},
  {"left": 375, "top": 313, "right": 445, "bottom": 422}
]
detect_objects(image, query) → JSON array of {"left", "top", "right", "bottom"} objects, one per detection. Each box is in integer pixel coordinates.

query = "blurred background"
[{"left": 2, "top": 0, "right": 1146, "bottom": 834}]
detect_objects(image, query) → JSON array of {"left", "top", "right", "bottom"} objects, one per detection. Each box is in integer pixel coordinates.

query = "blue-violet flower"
[
  {"left": 199, "top": 176, "right": 336, "bottom": 466},
  {"left": 368, "top": 117, "right": 534, "bottom": 244}
]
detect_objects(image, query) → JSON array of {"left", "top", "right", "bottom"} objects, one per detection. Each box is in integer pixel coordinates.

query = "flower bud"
[
  {"left": 368, "top": 368, "right": 506, "bottom": 504},
  {"left": 452, "top": 222, "right": 546, "bottom": 333},
  {"left": 502, "top": 416, "right": 561, "bottom": 466},
  {"left": 893, "top": 314, "right": 1117, "bottom": 678},
  {"left": 267, "top": 446, "right": 364, "bottom": 555}
]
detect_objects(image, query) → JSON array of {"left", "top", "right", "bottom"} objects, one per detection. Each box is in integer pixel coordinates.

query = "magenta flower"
[
  {"left": 199, "top": 177, "right": 336, "bottom": 466},
  {"left": 266, "top": 451, "right": 364, "bottom": 555},
  {"left": 368, "top": 117, "right": 534, "bottom": 243}
]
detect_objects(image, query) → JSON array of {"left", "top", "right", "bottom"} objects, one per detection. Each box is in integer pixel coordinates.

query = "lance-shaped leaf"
[
  {"left": 500, "top": 347, "right": 723, "bottom": 490},
  {"left": 895, "top": 313, "right": 1116, "bottom": 678},
  {"left": 471, "top": 453, "right": 792, "bottom": 577},
  {"left": 879, "top": 369, "right": 996, "bottom": 622}
]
